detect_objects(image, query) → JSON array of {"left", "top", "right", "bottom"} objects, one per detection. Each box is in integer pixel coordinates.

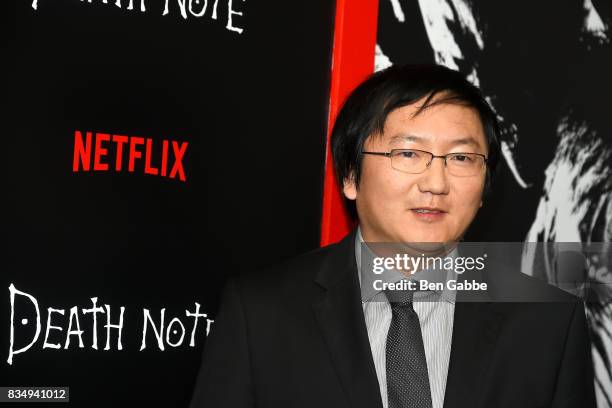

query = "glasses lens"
[
  {"left": 446, "top": 153, "right": 485, "bottom": 176},
  {"left": 390, "top": 150, "right": 429, "bottom": 174}
]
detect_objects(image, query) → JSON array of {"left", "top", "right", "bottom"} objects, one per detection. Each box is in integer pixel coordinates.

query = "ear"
[
  {"left": 479, "top": 200, "right": 483, "bottom": 208},
  {"left": 343, "top": 173, "right": 357, "bottom": 200}
]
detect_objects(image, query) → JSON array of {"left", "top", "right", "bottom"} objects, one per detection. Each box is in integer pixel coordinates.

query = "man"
[{"left": 190, "top": 65, "right": 595, "bottom": 408}]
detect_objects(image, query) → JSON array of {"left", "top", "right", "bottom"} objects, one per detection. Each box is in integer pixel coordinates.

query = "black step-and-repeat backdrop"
[
  {"left": 376, "top": 1, "right": 612, "bottom": 406},
  {"left": 3, "top": 0, "right": 334, "bottom": 406}
]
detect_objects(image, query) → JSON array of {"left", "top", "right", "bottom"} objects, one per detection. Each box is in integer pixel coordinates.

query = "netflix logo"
[{"left": 72, "top": 130, "right": 188, "bottom": 181}]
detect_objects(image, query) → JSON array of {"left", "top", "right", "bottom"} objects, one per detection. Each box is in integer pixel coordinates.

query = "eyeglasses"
[{"left": 361, "top": 149, "right": 487, "bottom": 177}]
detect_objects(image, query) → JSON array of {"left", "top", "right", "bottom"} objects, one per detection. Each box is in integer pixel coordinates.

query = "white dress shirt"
[{"left": 355, "top": 228, "right": 456, "bottom": 408}]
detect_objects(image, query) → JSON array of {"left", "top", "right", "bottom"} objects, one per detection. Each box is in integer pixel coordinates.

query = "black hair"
[{"left": 331, "top": 64, "right": 501, "bottom": 199}]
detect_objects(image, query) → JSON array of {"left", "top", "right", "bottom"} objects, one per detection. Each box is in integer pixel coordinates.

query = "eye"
[
  {"left": 450, "top": 154, "right": 474, "bottom": 162},
  {"left": 397, "top": 150, "right": 420, "bottom": 159}
]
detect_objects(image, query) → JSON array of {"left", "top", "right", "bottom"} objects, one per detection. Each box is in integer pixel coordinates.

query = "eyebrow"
[{"left": 388, "top": 134, "right": 482, "bottom": 149}]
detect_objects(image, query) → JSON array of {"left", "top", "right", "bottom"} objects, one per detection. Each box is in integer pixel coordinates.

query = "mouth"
[
  {"left": 410, "top": 207, "right": 447, "bottom": 221},
  {"left": 411, "top": 207, "right": 446, "bottom": 213}
]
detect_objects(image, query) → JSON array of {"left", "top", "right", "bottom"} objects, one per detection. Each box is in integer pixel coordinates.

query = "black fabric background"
[{"left": 2, "top": 1, "right": 335, "bottom": 406}]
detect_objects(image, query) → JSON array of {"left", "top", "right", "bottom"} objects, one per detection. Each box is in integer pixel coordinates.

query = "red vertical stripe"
[{"left": 320, "top": 0, "right": 379, "bottom": 246}]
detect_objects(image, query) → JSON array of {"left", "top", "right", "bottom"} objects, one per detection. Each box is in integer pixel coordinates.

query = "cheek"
[
  {"left": 361, "top": 164, "right": 408, "bottom": 204},
  {"left": 452, "top": 178, "right": 485, "bottom": 213},
  {"left": 358, "top": 163, "right": 405, "bottom": 212}
]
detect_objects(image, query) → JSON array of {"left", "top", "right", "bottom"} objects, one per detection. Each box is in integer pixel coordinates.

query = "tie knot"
[{"left": 385, "top": 288, "right": 415, "bottom": 310}]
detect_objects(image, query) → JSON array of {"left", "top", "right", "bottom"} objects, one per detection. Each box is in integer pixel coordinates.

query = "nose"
[{"left": 416, "top": 156, "right": 450, "bottom": 195}]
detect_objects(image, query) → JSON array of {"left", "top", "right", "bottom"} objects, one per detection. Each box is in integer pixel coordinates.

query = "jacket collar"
[{"left": 312, "top": 229, "right": 384, "bottom": 408}]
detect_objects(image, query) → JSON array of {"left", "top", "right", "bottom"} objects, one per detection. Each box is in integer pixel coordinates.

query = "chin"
[
  {"left": 398, "top": 242, "right": 447, "bottom": 256},
  {"left": 399, "top": 231, "right": 452, "bottom": 244}
]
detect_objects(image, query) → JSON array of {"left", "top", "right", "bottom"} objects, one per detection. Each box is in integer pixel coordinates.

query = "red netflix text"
[{"left": 72, "top": 130, "right": 188, "bottom": 182}]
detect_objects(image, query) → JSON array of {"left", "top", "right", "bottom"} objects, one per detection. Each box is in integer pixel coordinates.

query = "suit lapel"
[
  {"left": 312, "top": 231, "right": 384, "bottom": 408},
  {"left": 443, "top": 278, "right": 505, "bottom": 408}
]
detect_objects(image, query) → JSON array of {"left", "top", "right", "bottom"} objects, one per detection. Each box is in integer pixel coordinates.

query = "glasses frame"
[{"left": 361, "top": 148, "right": 488, "bottom": 176}]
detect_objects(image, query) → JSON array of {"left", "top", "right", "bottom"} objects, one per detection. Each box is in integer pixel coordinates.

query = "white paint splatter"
[
  {"left": 389, "top": 0, "right": 405, "bottom": 23},
  {"left": 375, "top": 44, "right": 393, "bottom": 72},
  {"left": 501, "top": 140, "right": 531, "bottom": 189},
  {"left": 417, "top": 0, "right": 483, "bottom": 70},
  {"left": 525, "top": 121, "right": 611, "bottom": 242},
  {"left": 583, "top": 0, "right": 609, "bottom": 42}
]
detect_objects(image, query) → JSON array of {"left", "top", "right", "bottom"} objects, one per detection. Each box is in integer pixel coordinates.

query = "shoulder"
[
  {"left": 484, "top": 260, "right": 582, "bottom": 304},
  {"left": 229, "top": 235, "right": 352, "bottom": 301},
  {"left": 480, "top": 264, "right": 586, "bottom": 336}
]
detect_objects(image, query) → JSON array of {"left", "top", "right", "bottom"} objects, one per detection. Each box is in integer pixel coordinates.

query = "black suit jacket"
[{"left": 190, "top": 231, "right": 595, "bottom": 408}]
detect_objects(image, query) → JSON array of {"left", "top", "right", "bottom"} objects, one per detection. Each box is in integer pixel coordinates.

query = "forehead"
[{"left": 375, "top": 100, "right": 487, "bottom": 150}]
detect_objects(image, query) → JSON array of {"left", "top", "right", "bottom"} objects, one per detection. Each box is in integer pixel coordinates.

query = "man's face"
[{"left": 343, "top": 98, "right": 488, "bottom": 244}]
